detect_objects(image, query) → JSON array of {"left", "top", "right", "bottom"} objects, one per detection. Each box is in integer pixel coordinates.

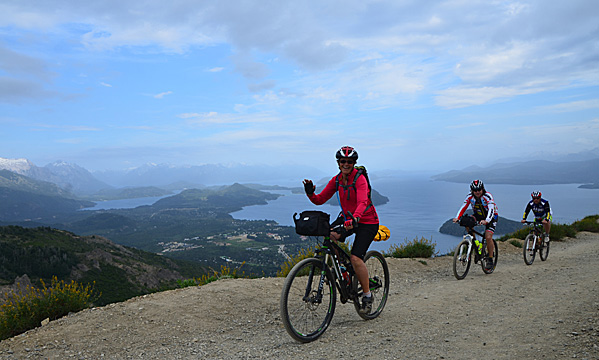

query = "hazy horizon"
[{"left": 1, "top": 1, "right": 598, "bottom": 173}]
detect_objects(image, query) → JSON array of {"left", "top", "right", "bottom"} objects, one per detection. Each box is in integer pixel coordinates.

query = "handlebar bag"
[
  {"left": 293, "top": 211, "right": 330, "bottom": 236},
  {"left": 459, "top": 215, "right": 477, "bottom": 228}
]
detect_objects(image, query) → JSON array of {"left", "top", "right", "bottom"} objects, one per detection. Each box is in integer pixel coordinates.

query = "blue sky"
[{"left": 1, "top": 0, "right": 598, "bottom": 173}]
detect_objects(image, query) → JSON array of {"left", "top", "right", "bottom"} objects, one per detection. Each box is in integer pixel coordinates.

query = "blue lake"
[
  {"left": 81, "top": 193, "right": 178, "bottom": 210},
  {"left": 231, "top": 177, "right": 599, "bottom": 255}
]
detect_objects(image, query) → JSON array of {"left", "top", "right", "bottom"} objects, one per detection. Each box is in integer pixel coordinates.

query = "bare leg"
[
  {"left": 543, "top": 221, "right": 551, "bottom": 236},
  {"left": 351, "top": 254, "right": 370, "bottom": 294},
  {"left": 485, "top": 230, "right": 495, "bottom": 258}
]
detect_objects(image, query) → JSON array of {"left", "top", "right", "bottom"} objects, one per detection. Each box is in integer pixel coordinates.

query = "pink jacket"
[{"left": 308, "top": 168, "right": 379, "bottom": 224}]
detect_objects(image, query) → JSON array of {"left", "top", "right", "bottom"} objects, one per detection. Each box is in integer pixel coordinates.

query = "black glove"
[{"left": 303, "top": 180, "right": 315, "bottom": 195}]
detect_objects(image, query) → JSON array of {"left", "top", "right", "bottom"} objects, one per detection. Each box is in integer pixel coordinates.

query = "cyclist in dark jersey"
[
  {"left": 302, "top": 146, "right": 379, "bottom": 314},
  {"left": 521, "top": 191, "right": 553, "bottom": 243},
  {"left": 453, "top": 179, "right": 498, "bottom": 270}
]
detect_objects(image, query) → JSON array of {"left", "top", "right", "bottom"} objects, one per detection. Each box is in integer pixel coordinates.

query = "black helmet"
[
  {"left": 470, "top": 179, "right": 484, "bottom": 192},
  {"left": 531, "top": 191, "right": 541, "bottom": 198},
  {"left": 335, "top": 146, "right": 358, "bottom": 160}
]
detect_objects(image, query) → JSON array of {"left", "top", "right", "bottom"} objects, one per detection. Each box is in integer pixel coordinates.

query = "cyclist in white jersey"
[{"left": 453, "top": 179, "right": 498, "bottom": 270}]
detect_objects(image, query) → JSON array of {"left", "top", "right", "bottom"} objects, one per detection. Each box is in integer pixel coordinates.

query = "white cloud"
[
  {"left": 446, "top": 122, "right": 485, "bottom": 129},
  {"left": 55, "top": 138, "right": 85, "bottom": 144},
  {"left": 100, "top": 82, "right": 112, "bottom": 87},
  {"left": 178, "top": 111, "right": 278, "bottom": 125},
  {"left": 153, "top": 91, "right": 172, "bottom": 99},
  {"left": 537, "top": 99, "right": 599, "bottom": 113},
  {"left": 435, "top": 86, "right": 534, "bottom": 108}
]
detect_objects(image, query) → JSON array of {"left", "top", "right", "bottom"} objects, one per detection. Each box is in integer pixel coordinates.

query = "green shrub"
[
  {"left": 497, "top": 220, "right": 581, "bottom": 243},
  {"left": 178, "top": 263, "right": 247, "bottom": 288},
  {"left": 548, "top": 223, "right": 577, "bottom": 241},
  {"left": 0, "top": 276, "right": 98, "bottom": 340},
  {"left": 384, "top": 237, "right": 437, "bottom": 258},
  {"left": 177, "top": 279, "right": 198, "bottom": 288},
  {"left": 509, "top": 239, "right": 522, "bottom": 248},
  {"left": 497, "top": 227, "right": 529, "bottom": 242},
  {"left": 572, "top": 215, "right": 599, "bottom": 233},
  {"left": 276, "top": 246, "right": 316, "bottom": 278}
]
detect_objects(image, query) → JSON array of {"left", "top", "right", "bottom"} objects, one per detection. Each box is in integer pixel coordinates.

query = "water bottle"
[
  {"left": 474, "top": 239, "right": 482, "bottom": 255},
  {"left": 340, "top": 265, "right": 350, "bottom": 283}
]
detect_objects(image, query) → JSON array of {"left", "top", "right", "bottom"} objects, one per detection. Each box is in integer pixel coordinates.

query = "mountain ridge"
[{"left": 432, "top": 158, "right": 599, "bottom": 185}]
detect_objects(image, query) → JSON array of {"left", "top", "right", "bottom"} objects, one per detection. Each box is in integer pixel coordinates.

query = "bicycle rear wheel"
[
  {"left": 453, "top": 240, "right": 471, "bottom": 280},
  {"left": 523, "top": 234, "right": 536, "bottom": 265},
  {"left": 539, "top": 238, "right": 550, "bottom": 261},
  {"left": 353, "top": 250, "right": 389, "bottom": 320},
  {"left": 280, "top": 258, "right": 336, "bottom": 343}
]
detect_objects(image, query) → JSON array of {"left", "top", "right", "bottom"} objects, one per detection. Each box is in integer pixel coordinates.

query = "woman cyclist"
[
  {"left": 302, "top": 146, "right": 379, "bottom": 314},
  {"left": 453, "top": 179, "right": 498, "bottom": 270}
]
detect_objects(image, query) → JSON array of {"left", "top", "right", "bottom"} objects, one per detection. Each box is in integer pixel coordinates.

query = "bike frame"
[
  {"left": 316, "top": 237, "right": 357, "bottom": 304},
  {"left": 461, "top": 227, "right": 486, "bottom": 261},
  {"left": 524, "top": 221, "right": 544, "bottom": 252}
]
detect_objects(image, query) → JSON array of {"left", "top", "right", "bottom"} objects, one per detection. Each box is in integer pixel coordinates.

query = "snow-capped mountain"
[
  {"left": 0, "top": 157, "right": 112, "bottom": 195},
  {"left": 0, "top": 158, "right": 36, "bottom": 174}
]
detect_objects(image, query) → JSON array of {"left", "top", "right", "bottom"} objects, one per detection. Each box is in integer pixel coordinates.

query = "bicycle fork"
[
  {"left": 528, "top": 235, "right": 538, "bottom": 252},
  {"left": 303, "top": 258, "right": 327, "bottom": 305},
  {"left": 461, "top": 234, "right": 474, "bottom": 263}
]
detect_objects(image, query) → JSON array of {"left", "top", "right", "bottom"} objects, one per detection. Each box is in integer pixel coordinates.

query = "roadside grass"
[
  {"left": 497, "top": 215, "right": 598, "bottom": 242},
  {"left": 384, "top": 237, "right": 437, "bottom": 259},
  {"left": 509, "top": 239, "right": 523, "bottom": 248},
  {"left": 177, "top": 263, "right": 249, "bottom": 288},
  {"left": 276, "top": 246, "right": 316, "bottom": 278},
  {"left": 572, "top": 214, "right": 599, "bottom": 232},
  {"left": 0, "top": 276, "right": 99, "bottom": 341}
]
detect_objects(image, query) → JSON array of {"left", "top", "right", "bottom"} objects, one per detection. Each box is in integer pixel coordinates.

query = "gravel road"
[{"left": 1, "top": 233, "right": 598, "bottom": 359}]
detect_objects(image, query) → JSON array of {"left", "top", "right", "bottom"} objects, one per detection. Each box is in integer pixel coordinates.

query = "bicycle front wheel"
[
  {"left": 523, "top": 234, "right": 536, "bottom": 265},
  {"left": 353, "top": 250, "right": 390, "bottom": 320},
  {"left": 280, "top": 257, "right": 337, "bottom": 343},
  {"left": 453, "top": 240, "right": 471, "bottom": 280},
  {"left": 539, "top": 238, "right": 550, "bottom": 261}
]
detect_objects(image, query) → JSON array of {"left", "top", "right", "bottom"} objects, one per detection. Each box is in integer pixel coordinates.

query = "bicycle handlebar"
[{"left": 523, "top": 221, "right": 542, "bottom": 226}]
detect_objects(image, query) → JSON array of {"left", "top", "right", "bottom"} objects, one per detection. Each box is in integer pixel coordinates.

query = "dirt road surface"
[{"left": 1, "top": 233, "right": 598, "bottom": 359}]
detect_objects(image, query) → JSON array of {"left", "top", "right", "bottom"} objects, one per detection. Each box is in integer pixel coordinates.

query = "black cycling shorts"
[
  {"left": 331, "top": 215, "right": 378, "bottom": 260},
  {"left": 474, "top": 214, "right": 498, "bottom": 234}
]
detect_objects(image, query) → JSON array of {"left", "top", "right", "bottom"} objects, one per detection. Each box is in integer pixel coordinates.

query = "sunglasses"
[
  {"left": 533, "top": 197, "right": 541, "bottom": 200},
  {"left": 338, "top": 159, "right": 355, "bottom": 164}
]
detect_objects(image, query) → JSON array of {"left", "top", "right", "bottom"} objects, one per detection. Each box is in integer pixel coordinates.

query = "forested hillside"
[{"left": 0, "top": 226, "right": 208, "bottom": 305}]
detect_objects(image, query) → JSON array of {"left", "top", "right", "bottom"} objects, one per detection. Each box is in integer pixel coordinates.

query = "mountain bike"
[
  {"left": 453, "top": 216, "right": 498, "bottom": 280},
  {"left": 523, "top": 220, "right": 550, "bottom": 265},
  {"left": 280, "top": 212, "right": 390, "bottom": 343}
]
